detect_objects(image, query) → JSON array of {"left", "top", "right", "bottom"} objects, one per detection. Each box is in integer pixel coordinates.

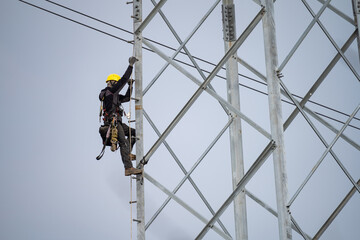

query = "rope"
[
  {"left": 129, "top": 40, "right": 136, "bottom": 240},
  {"left": 130, "top": 175, "right": 133, "bottom": 240}
]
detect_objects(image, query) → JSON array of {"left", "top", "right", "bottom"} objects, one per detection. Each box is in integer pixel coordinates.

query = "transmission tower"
[{"left": 130, "top": 0, "right": 360, "bottom": 239}]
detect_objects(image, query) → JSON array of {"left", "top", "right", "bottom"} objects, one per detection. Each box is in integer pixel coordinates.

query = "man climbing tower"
[{"left": 98, "top": 56, "right": 142, "bottom": 176}]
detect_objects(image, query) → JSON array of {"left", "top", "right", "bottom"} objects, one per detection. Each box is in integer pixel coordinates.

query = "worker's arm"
[
  {"left": 109, "top": 65, "right": 133, "bottom": 93},
  {"left": 119, "top": 81, "right": 134, "bottom": 103},
  {"left": 109, "top": 57, "right": 137, "bottom": 94}
]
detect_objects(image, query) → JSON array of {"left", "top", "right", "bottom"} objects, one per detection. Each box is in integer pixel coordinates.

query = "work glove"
[{"left": 129, "top": 56, "right": 138, "bottom": 66}]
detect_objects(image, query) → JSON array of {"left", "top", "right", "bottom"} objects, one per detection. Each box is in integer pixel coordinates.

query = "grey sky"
[{"left": 1, "top": 0, "right": 359, "bottom": 239}]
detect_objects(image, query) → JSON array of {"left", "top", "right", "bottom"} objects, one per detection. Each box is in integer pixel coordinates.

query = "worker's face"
[{"left": 107, "top": 80, "right": 116, "bottom": 87}]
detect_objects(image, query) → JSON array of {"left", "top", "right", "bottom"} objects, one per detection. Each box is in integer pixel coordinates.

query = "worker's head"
[{"left": 106, "top": 74, "right": 121, "bottom": 87}]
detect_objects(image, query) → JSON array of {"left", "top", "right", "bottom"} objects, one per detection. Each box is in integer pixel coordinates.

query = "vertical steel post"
[
  {"left": 261, "top": 0, "right": 292, "bottom": 239},
  {"left": 133, "top": 0, "right": 145, "bottom": 239},
  {"left": 221, "top": 1, "right": 247, "bottom": 239}
]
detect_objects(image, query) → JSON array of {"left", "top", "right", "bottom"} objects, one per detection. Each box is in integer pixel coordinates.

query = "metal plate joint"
[
  {"left": 222, "top": 4, "right": 236, "bottom": 41},
  {"left": 133, "top": 0, "right": 142, "bottom": 22}
]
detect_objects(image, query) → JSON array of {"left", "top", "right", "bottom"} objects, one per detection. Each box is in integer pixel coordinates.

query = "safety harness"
[{"left": 96, "top": 87, "right": 123, "bottom": 160}]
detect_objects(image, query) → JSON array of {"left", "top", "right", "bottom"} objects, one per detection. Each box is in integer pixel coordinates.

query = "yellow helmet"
[{"left": 106, "top": 74, "right": 121, "bottom": 82}]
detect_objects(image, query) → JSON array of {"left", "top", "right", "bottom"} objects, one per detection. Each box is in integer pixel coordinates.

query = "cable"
[
  {"left": 42, "top": 0, "right": 360, "bottom": 124},
  {"left": 44, "top": 0, "right": 267, "bottom": 85},
  {"left": 238, "top": 83, "right": 360, "bottom": 131},
  {"left": 19, "top": 0, "right": 360, "bottom": 131}
]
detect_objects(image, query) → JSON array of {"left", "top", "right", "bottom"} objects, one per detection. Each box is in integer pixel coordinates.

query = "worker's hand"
[{"left": 129, "top": 56, "right": 138, "bottom": 66}]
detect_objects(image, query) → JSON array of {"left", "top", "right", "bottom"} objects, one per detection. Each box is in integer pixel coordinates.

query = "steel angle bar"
[
  {"left": 144, "top": 172, "right": 232, "bottom": 240},
  {"left": 328, "top": 105, "right": 360, "bottom": 193},
  {"left": 287, "top": 101, "right": 360, "bottom": 206},
  {"left": 280, "top": 78, "right": 360, "bottom": 204},
  {"left": 143, "top": 109, "right": 232, "bottom": 236},
  {"left": 283, "top": 30, "right": 357, "bottom": 131},
  {"left": 237, "top": 33, "right": 360, "bottom": 150},
  {"left": 301, "top": 0, "right": 360, "bottom": 81},
  {"left": 302, "top": 106, "right": 360, "bottom": 151},
  {"left": 278, "top": 0, "right": 332, "bottom": 72},
  {"left": 141, "top": 7, "right": 268, "bottom": 164},
  {"left": 195, "top": 140, "right": 276, "bottom": 239},
  {"left": 353, "top": 0, "right": 360, "bottom": 64},
  {"left": 290, "top": 215, "right": 311, "bottom": 240},
  {"left": 313, "top": 179, "right": 360, "bottom": 240},
  {"left": 134, "top": 0, "right": 167, "bottom": 34},
  {"left": 149, "top": 0, "right": 231, "bottom": 115},
  {"left": 143, "top": 0, "right": 220, "bottom": 96},
  {"left": 142, "top": 38, "right": 270, "bottom": 150},
  {"left": 237, "top": 40, "right": 360, "bottom": 150},
  {"left": 149, "top": 0, "right": 216, "bottom": 82},
  {"left": 317, "top": 0, "right": 355, "bottom": 25},
  {"left": 236, "top": 57, "right": 267, "bottom": 81},
  {"left": 245, "top": 190, "right": 312, "bottom": 239}
]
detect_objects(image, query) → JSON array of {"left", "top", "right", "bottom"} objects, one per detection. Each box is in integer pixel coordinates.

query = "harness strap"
[{"left": 96, "top": 126, "right": 111, "bottom": 160}]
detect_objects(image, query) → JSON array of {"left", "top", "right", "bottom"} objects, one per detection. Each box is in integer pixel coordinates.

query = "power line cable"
[
  {"left": 19, "top": 0, "right": 360, "bottom": 131},
  {"left": 44, "top": 0, "right": 267, "bottom": 85},
  {"left": 42, "top": 0, "right": 360, "bottom": 124}
]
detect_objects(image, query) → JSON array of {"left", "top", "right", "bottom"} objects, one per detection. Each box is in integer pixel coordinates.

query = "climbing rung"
[
  {"left": 129, "top": 120, "right": 136, "bottom": 123},
  {"left": 133, "top": 219, "right": 141, "bottom": 223},
  {"left": 129, "top": 201, "right": 137, "bottom": 204},
  {"left": 131, "top": 97, "right": 140, "bottom": 101}
]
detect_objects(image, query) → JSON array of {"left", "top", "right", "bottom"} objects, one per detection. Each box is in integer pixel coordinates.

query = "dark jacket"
[{"left": 99, "top": 65, "right": 133, "bottom": 121}]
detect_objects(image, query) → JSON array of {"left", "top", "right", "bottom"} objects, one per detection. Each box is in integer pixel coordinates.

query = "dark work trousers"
[
  {"left": 122, "top": 123, "right": 136, "bottom": 151},
  {"left": 116, "top": 123, "right": 133, "bottom": 169},
  {"left": 99, "top": 123, "right": 133, "bottom": 169}
]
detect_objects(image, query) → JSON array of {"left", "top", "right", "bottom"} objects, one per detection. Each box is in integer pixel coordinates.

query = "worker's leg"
[
  {"left": 117, "top": 124, "right": 132, "bottom": 169},
  {"left": 122, "top": 123, "right": 136, "bottom": 150}
]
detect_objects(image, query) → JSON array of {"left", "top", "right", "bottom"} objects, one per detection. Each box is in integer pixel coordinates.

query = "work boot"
[
  {"left": 125, "top": 167, "right": 143, "bottom": 176},
  {"left": 130, "top": 154, "right": 136, "bottom": 161}
]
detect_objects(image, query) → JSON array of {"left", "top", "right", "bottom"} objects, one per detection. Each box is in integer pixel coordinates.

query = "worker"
[{"left": 98, "top": 56, "right": 142, "bottom": 176}]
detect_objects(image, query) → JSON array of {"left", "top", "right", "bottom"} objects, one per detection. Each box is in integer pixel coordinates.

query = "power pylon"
[{"left": 130, "top": 1, "right": 360, "bottom": 239}]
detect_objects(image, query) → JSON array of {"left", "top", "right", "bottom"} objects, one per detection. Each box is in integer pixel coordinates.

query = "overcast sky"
[{"left": 1, "top": 0, "right": 359, "bottom": 239}]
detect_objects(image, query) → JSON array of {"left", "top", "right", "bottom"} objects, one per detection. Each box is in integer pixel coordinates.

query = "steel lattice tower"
[{"left": 130, "top": 0, "right": 360, "bottom": 239}]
